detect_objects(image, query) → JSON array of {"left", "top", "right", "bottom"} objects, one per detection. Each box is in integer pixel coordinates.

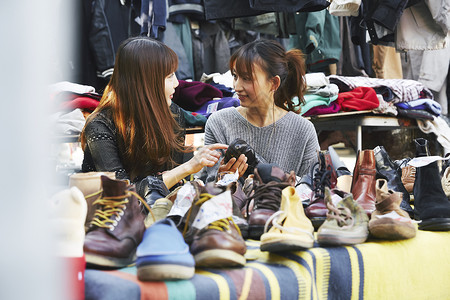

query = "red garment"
[
  {"left": 60, "top": 96, "right": 100, "bottom": 112},
  {"left": 337, "top": 87, "right": 379, "bottom": 111}
]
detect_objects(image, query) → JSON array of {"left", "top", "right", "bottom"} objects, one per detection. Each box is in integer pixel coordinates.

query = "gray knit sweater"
[{"left": 204, "top": 107, "right": 320, "bottom": 181}]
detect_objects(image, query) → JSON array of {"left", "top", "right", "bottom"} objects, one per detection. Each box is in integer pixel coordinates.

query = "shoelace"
[
  {"left": 90, "top": 190, "right": 154, "bottom": 231},
  {"left": 246, "top": 181, "right": 290, "bottom": 217},
  {"left": 182, "top": 192, "right": 214, "bottom": 236},
  {"left": 325, "top": 202, "right": 354, "bottom": 229},
  {"left": 206, "top": 217, "right": 242, "bottom": 236},
  {"left": 263, "top": 210, "right": 315, "bottom": 240},
  {"left": 311, "top": 164, "right": 332, "bottom": 202}
]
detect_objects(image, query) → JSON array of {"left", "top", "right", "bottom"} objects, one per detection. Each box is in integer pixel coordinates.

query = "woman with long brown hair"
[{"left": 80, "top": 36, "right": 226, "bottom": 202}]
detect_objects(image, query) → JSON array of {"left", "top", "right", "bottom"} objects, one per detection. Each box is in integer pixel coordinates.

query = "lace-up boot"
[
  {"left": 317, "top": 187, "right": 369, "bottom": 246},
  {"left": 247, "top": 163, "right": 296, "bottom": 240},
  {"left": 351, "top": 150, "right": 377, "bottom": 217},
  {"left": 83, "top": 176, "right": 151, "bottom": 269},
  {"left": 413, "top": 138, "right": 450, "bottom": 231},
  {"left": 305, "top": 150, "right": 337, "bottom": 230},
  {"left": 260, "top": 186, "right": 314, "bottom": 252},
  {"left": 369, "top": 179, "right": 417, "bottom": 240},
  {"left": 190, "top": 216, "right": 247, "bottom": 267},
  {"left": 373, "top": 146, "right": 413, "bottom": 216}
]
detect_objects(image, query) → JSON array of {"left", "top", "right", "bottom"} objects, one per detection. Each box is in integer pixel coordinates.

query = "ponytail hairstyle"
[
  {"left": 230, "top": 39, "right": 306, "bottom": 113},
  {"left": 81, "top": 36, "right": 188, "bottom": 179}
]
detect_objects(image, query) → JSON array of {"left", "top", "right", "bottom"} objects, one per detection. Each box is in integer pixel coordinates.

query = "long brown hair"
[
  {"left": 81, "top": 37, "right": 187, "bottom": 179},
  {"left": 230, "top": 39, "right": 306, "bottom": 113}
]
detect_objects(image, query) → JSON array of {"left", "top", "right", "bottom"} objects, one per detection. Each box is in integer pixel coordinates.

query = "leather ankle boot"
[
  {"left": 373, "top": 146, "right": 414, "bottom": 217},
  {"left": 83, "top": 176, "right": 149, "bottom": 268},
  {"left": 413, "top": 138, "right": 450, "bottom": 231},
  {"left": 305, "top": 150, "right": 337, "bottom": 230},
  {"left": 247, "top": 163, "right": 296, "bottom": 240},
  {"left": 351, "top": 150, "right": 377, "bottom": 216}
]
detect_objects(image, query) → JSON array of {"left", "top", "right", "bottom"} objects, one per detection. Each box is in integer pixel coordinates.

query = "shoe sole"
[
  {"left": 194, "top": 249, "right": 246, "bottom": 268},
  {"left": 369, "top": 220, "right": 416, "bottom": 240},
  {"left": 260, "top": 236, "right": 314, "bottom": 252},
  {"left": 85, "top": 252, "right": 136, "bottom": 269},
  {"left": 418, "top": 218, "right": 450, "bottom": 231},
  {"left": 137, "top": 264, "right": 195, "bottom": 281}
]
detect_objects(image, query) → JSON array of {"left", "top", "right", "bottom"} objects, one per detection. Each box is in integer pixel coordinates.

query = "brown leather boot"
[
  {"left": 246, "top": 163, "right": 296, "bottom": 240},
  {"left": 401, "top": 165, "right": 415, "bottom": 195},
  {"left": 83, "top": 176, "right": 150, "bottom": 269},
  {"left": 351, "top": 150, "right": 377, "bottom": 216}
]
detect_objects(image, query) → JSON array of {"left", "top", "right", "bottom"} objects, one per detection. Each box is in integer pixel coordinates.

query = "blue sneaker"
[{"left": 136, "top": 218, "right": 195, "bottom": 281}]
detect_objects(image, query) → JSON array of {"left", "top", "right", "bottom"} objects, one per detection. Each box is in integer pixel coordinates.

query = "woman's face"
[
  {"left": 232, "top": 63, "right": 273, "bottom": 109},
  {"left": 164, "top": 72, "right": 179, "bottom": 106}
]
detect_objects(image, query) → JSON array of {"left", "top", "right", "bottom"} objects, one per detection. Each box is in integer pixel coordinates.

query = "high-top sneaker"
[
  {"left": 317, "top": 187, "right": 369, "bottom": 246},
  {"left": 83, "top": 176, "right": 150, "bottom": 269},
  {"left": 305, "top": 150, "right": 337, "bottom": 230},
  {"left": 413, "top": 138, "right": 450, "bottom": 231},
  {"left": 351, "top": 150, "right": 377, "bottom": 217},
  {"left": 246, "top": 163, "right": 296, "bottom": 240},
  {"left": 373, "top": 145, "right": 413, "bottom": 217},
  {"left": 369, "top": 179, "right": 417, "bottom": 240}
]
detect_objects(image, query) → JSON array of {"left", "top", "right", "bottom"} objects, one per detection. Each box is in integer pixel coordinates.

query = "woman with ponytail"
[
  {"left": 80, "top": 36, "right": 227, "bottom": 203},
  {"left": 204, "top": 39, "right": 319, "bottom": 181}
]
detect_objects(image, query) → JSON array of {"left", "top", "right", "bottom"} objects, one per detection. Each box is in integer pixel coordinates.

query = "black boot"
[
  {"left": 413, "top": 138, "right": 450, "bottom": 231},
  {"left": 373, "top": 145, "right": 414, "bottom": 217}
]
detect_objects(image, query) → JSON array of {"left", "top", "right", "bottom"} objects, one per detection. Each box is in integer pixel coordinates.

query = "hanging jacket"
[{"left": 289, "top": 10, "right": 341, "bottom": 72}]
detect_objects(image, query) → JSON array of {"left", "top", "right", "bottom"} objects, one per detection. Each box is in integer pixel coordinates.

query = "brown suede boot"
[
  {"left": 351, "top": 150, "right": 377, "bottom": 216},
  {"left": 83, "top": 176, "right": 150, "bottom": 269},
  {"left": 369, "top": 179, "right": 417, "bottom": 240}
]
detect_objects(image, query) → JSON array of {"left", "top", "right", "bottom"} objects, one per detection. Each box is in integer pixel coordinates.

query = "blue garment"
[{"left": 395, "top": 99, "right": 442, "bottom": 116}]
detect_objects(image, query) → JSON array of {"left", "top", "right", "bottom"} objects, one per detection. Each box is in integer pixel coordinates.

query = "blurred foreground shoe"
[
  {"left": 260, "top": 186, "right": 314, "bottom": 252},
  {"left": 50, "top": 186, "right": 87, "bottom": 300},
  {"left": 374, "top": 146, "right": 413, "bottom": 216},
  {"left": 351, "top": 149, "right": 377, "bottom": 217},
  {"left": 246, "top": 163, "right": 296, "bottom": 240},
  {"left": 369, "top": 179, "right": 417, "bottom": 240},
  {"left": 413, "top": 138, "right": 450, "bottom": 231},
  {"left": 305, "top": 150, "right": 337, "bottom": 230},
  {"left": 136, "top": 218, "right": 195, "bottom": 281},
  {"left": 83, "top": 176, "right": 151, "bottom": 269},
  {"left": 317, "top": 188, "right": 369, "bottom": 246}
]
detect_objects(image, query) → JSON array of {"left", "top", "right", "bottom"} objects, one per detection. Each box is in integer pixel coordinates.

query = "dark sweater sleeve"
[{"left": 82, "top": 119, "right": 128, "bottom": 180}]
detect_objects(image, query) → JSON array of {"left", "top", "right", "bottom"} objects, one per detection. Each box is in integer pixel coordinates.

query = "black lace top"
[{"left": 81, "top": 103, "right": 186, "bottom": 183}]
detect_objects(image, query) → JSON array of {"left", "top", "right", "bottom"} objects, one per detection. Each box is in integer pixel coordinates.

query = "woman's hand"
[
  {"left": 186, "top": 143, "right": 228, "bottom": 174},
  {"left": 218, "top": 153, "right": 249, "bottom": 178}
]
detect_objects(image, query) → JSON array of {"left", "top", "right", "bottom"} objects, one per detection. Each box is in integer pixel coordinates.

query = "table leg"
[{"left": 357, "top": 125, "right": 362, "bottom": 152}]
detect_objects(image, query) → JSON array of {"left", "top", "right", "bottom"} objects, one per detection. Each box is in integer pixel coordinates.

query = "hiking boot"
[
  {"left": 305, "top": 150, "right": 337, "bottom": 230},
  {"left": 260, "top": 186, "right": 314, "bottom": 252},
  {"left": 190, "top": 217, "right": 247, "bottom": 268},
  {"left": 68, "top": 172, "right": 115, "bottom": 231},
  {"left": 317, "top": 187, "right": 369, "bottom": 246},
  {"left": 246, "top": 163, "right": 296, "bottom": 240},
  {"left": 351, "top": 150, "right": 377, "bottom": 217},
  {"left": 413, "top": 138, "right": 450, "bottom": 231},
  {"left": 136, "top": 218, "right": 195, "bottom": 281},
  {"left": 83, "top": 176, "right": 151, "bottom": 269},
  {"left": 374, "top": 146, "right": 413, "bottom": 216},
  {"left": 369, "top": 179, "right": 417, "bottom": 240}
]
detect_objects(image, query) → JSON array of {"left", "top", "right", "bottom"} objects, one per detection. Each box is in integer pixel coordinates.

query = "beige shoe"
[
  {"left": 401, "top": 165, "right": 415, "bottom": 195},
  {"left": 369, "top": 179, "right": 417, "bottom": 240},
  {"left": 144, "top": 198, "right": 173, "bottom": 228},
  {"left": 260, "top": 186, "right": 315, "bottom": 251},
  {"left": 442, "top": 167, "right": 450, "bottom": 197}
]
